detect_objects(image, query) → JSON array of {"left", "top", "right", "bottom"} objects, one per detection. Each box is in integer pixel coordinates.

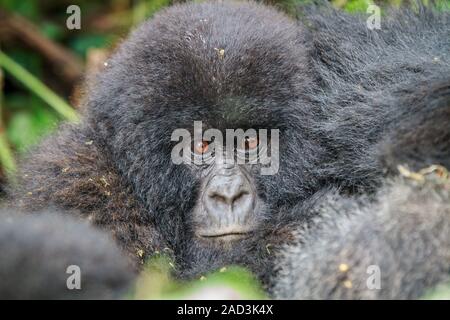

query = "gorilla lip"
[
  {"left": 197, "top": 227, "right": 253, "bottom": 240},
  {"left": 198, "top": 233, "right": 248, "bottom": 241}
]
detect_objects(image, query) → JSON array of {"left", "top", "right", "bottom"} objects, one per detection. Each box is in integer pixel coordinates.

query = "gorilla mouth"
[
  {"left": 197, "top": 227, "right": 253, "bottom": 240},
  {"left": 200, "top": 233, "right": 248, "bottom": 240}
]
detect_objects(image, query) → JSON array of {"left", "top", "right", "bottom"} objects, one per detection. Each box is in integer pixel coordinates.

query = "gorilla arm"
[{"left": 273, "top": 173, "right": 450, "bottom": 299}]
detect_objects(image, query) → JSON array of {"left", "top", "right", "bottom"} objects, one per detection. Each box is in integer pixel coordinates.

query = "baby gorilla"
[
  {"left": 8, "top": 1, "right": 320, "bottom": 286},
  {"left": 3, "top": 1, "right": 450, "bottom": 300}
]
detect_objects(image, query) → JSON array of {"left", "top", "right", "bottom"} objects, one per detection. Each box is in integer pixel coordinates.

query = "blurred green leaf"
[
  {"left": 7, "top": 106, "right": 58, "bottom": 153},
  {"left": 132, "top": 255, "right": 266, "bottom": 300},
  {"left": 132, "top": 0, "right": 171, "bottom": 26},
  {"left": 69, "top": 34, "right": 114, "bottom": 58},
  {"left": 422, "top": 281, "right": 450, "bottom": 300},
  {"left": 41, "top": 21, "right": 65, "bottom": 41},
  {"left": 7, "top": 50, "right": 43, "bottom": 79},
  {"left": 177, "top": 266, "right": 267, "bottom": 300},
  {"left": 0, "top": 51, "right": 78, "bottom": 122},
  {"left": 0, "top": 0, "right": 41, "bottom": 20},
  {"left": 435, "top": 0, "right": 450, "bottom": 11},
  {"left": 0, "top": 68, "right": 16, "bottom": 174},
  {"left": 343, "top": 0, "right": 372, "bottom": 13},
  {"left": 0, "top": 133, "right": 16, "bottom": 174}
]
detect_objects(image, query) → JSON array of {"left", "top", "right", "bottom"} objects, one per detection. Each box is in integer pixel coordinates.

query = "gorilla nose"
[
  {"left": 203, "top": 174, "right": 254, "bottom": 223},
  {"left": 209, "top": 181, "right": 248, "bottom": 205},
  {"left": 209, "top": 189, "right": 250, "bottom": 209}
]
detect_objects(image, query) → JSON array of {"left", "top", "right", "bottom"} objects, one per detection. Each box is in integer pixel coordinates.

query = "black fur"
[
  {"left": 0, "top": 212, "right": 133, "bottom": 299},
  {"left": 9, "top": 1, "right": 319, "bottom": 286},
  {"left": 303, "top": 4, "right": 450, "bottom": 193},
  {"left": 379, "top": 76, "right": 450, "bottom": 173},
  {"left": 273, "top": 173, "right": 450, "bottom": 299},
  {"left": 271, "top": 4, "right": 450, "bottom": 299},
  {"left": 3, "top": 1, "right": 450, "bottom": 299}
]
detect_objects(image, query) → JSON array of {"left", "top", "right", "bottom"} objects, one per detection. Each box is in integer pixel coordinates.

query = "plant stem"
[
  {"left": 0, "top": 51, "right": 79, "bottom": 122},
  {"left": 0, "top": 67, "right": 16, "bottom": 174}
]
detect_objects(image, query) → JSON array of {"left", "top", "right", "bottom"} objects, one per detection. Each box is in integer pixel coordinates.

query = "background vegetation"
[{"left": 1, "top": 0, "right": 449, "bottom": 299}]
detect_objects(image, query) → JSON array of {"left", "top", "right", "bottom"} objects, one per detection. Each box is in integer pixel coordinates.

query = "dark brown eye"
[
  {"left": 194, "top": 140, "right": 209, "bottom": 154},
  {"left": 242, "top": 136, "right": 258, "bottom": 150}
]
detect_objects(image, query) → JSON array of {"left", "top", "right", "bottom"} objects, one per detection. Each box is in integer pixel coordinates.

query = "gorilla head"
[{"left": 85, "top": 1, "right": 323, "bottom": 279}]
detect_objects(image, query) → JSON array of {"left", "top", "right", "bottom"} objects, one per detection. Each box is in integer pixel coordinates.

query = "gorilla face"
[
  {"left": 87, "top": 2, "right": 324, "bottom": 275},
  {"left": 189, "top": 140, "right": 263, "bottom": 241},
  {"left": 175, "top": 122, "right": 282, "bottom": 242}
]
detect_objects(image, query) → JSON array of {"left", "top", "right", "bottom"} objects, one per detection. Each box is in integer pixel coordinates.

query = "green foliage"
[
  {"left": 40, "top": 22, "right": 65, "bottom": 41},
  {"left": 433, "top": 0, "right": 450, "bottom": 11},
  {"left": 0, "top": 0, "right": 41, "bottom": 20},
  {"left": 6, "top": 49, "right": 43, "bottom": 79},
  {"left": 0, "top": 132, "right": 15, "bottom": 174},
  {"left": 131, "top": 255, "right": 267, "bottom": 300},
  {"left": 0, "top": 51, "right": 78, "bottom": 122},
  {"left": 6, "top": 96, "right": 58, "bottom": 153},
  {"left": 132, "top": 0, "right": 171, "bottom": 26},
  {"left": 422, "top": 282, "right": 450, "bottom": 300},
  {"left": 69, "top": 34, "right": 114, "bottom": 57},
  {"left": 340, "top": 0, "right": 373, "bottom": 13}
]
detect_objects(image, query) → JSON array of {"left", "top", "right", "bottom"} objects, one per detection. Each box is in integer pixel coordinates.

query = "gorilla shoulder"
[{"left": 9, "top": 124, "right": 164, "bottom": 265}]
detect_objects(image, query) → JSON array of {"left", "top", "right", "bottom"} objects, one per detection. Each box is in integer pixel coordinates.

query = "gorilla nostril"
[
  {"left": 207, "top": 189, "right": 251, "bottom": 207},
  {"left": 232, "top": 191, "right": 249, "bottom": 203},
  {"left": 209, "top": 192, "right": 228, "bottom": 204},
  {"left": 203, "top": 174, "right": 255, "bottom": 218}
]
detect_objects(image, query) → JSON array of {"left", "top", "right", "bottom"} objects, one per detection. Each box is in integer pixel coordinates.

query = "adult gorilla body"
[
  {"left": 274, "top": 74, "right": 450, "bottom": 299},
  {"left": 3, "top": 2, "right": 450, "bottom": 299},
  {"left": 274, "top": 6, "right": 450, "bottom": 299}
]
